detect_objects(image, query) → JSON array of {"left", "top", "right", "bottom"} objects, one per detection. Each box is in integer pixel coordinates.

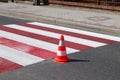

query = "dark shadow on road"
[{"left": 69, "top": 59, "right": 90, "bottom": 62}]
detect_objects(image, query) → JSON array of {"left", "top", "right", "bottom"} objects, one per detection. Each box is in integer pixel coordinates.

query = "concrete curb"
[{"left": 0, "top": 6, "right": 120, "bottom": 36}]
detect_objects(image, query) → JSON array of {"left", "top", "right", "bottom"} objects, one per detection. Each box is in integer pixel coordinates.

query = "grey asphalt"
[
  {"left": 0, "top": 2, "right": 120, "bottom": 36},
  {"left": 0, "top": 15, "right": 31, "bottom": 25},
  {"left": 0, "top": 42, "right": 120, "bottom": 80}
]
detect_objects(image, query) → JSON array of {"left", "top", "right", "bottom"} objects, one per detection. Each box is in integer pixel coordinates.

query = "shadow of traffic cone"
[{"left": 53, "top": 35, "right": 69, "bottom": 64}]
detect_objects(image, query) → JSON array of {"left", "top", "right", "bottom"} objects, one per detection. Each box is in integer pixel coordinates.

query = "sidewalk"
[{"left": 0, "top": 2, "right": 120, "bottom": 35}]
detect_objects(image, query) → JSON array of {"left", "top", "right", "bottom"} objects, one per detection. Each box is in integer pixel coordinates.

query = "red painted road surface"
[{"left": 0, "top": 22, "right": 120, "bottom": 73}]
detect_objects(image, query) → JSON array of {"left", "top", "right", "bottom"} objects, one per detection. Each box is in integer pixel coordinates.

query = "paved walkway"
[{"left": 0, "top": 2, "right": 120, "bottom": 35}]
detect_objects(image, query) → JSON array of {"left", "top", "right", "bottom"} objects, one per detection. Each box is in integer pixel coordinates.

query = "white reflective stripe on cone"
[{"left": 57, "top": 51, "right": 67, "bottom": 56}]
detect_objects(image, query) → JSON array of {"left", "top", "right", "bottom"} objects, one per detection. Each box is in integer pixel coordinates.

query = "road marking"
[
  {"left": 0, "top": 22, "right": 120, "bottom": 73},
  {"left": 28, "top": 22, "right": 120, "bottom": 42},
  {"left": 0, "top": 25, "right": 90, "bottom": 50},
  {"left": 0, "top": 30, "right": 77, "bottom": 53},
  {"left": 0, "top": 57, "right": 22, "bottom": 73},
  {"left": 4, "top": 24, "right": 106, "bottom": 47},
  {"left": 0, "top": 45, "right": 44, "bottom": 66},
  {"left": 0, "top": 37, "right": 56, "bottom": 59}
]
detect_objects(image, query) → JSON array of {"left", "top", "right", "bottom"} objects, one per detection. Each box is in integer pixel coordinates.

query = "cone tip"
[{"left": 60, "top": 34, "right": 64, "bottom": 40}]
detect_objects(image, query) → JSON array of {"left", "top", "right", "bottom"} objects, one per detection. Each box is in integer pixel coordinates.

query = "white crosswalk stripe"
[
  {"left": 0, "top": 30, "right": 78, "bottom": 53},
  {"left": 0, "top": 22, "right": 120, "bottom": 73},
  {"left": 29, "top": 22, "right": 120, "bottom": 42},
  {"left": 0, "top": 45, "right": 44, "bottom": 66},
  {"left": 4, "top": 24, "right": 106, "bottom": 47}
]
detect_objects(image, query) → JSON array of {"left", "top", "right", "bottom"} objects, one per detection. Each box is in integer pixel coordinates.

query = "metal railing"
[
  {"left": 49, "top": 0, "right": 120, "bottom": 10},
  {"left": 8, "top": 0, "right": 120, "bottom": 10}
]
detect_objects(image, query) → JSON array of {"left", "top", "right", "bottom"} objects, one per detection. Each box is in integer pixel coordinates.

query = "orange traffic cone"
[{"left": 53, "top": 35, "right": 69, "bottom": 63}]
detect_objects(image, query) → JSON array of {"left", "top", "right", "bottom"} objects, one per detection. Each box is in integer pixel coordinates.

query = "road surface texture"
[{"left": 0, "top": 42, "right": 120, "bottom": 80}]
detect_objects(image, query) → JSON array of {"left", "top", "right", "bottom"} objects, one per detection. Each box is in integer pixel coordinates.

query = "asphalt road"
[
  {"left": 0, "top": 15, "right": 120, "bottom": 80},
  {"left": 0, "top": 15, "right": 30, "bottom": 25},
  {"left": 0, "top": 42, "right": 120, "bottom": 80}
]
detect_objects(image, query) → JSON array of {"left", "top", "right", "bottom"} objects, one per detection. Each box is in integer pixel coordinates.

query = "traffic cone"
[{"left": 53, "top": 35, "right": 69, "bottom": 63}]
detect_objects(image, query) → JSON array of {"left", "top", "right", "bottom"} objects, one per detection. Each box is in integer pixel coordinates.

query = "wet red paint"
[
  {"left": 0, "top": 57, "right": 22, "bottom": 73},
  {"left": 0, "top": 37, "right": 12, "bottom": 44},
  {"left": 0, "top": 25, "right": 92, "bottom": 50},
  {"left": 0, "top": 37, "right": 56, "bottom": 59},
  {"left": 20, "top": 23, "right": 116, "bottom": 44}
]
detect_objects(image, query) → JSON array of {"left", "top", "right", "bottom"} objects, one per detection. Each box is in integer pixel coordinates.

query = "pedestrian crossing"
[{"left": 0, "top": 22, "right": 120, "bottom": 73}]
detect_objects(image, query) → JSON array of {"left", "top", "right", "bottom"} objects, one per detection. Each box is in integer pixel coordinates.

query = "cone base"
[{"left": 53, "top": 56, "right": 69, "bottom": 64}]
